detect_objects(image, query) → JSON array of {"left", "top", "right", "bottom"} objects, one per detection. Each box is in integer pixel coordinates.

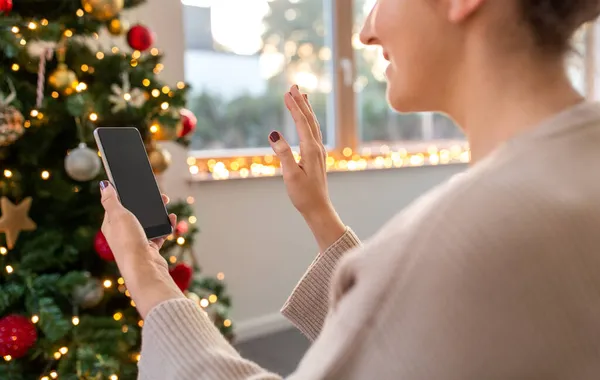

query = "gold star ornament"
[{"left": 0, "top": 197, "right": 37, "bottom": 249}]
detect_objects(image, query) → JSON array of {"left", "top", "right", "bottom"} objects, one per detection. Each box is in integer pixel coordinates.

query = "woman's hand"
[
  {"left": 268, "top": 85, "right": 346, "bottom": 252},
  {"left": 99, "top": 180, "right": 184, "bottom": 318}
]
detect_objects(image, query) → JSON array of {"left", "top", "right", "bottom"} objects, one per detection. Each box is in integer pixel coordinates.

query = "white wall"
[{"left": 134, "top": 0, "right": 467, "bottom": 341}]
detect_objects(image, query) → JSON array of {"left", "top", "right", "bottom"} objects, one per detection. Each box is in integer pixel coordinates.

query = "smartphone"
[{"left": 93, "top": 127, "right": 173, "bottom": 239}]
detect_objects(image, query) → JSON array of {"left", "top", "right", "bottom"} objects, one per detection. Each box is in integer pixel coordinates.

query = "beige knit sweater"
[{"left": 138, "top": 102, "right": 600, "bottom": 379}]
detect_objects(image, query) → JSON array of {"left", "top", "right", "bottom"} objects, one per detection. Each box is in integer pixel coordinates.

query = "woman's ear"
[{"left": 447, "top": 0, "right": 486, "bottom": 22}]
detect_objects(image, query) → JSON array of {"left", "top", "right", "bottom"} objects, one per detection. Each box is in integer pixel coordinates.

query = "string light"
[
  {"left": 28, "top": 22, "right": 37, "bottom": 30},
  {"left": 96, "top": 52, "right": 104, "bottom": 60},
  {"left": 188, "top": 216, "right": 197, "bottom": 224},
  {"left": 4, "top": 169, "right": 12, "bottom": 178},
  {"left": 176, "top": 81, "right": 186, "bottom": 89},
  {"left": 142, "top": 79, "right": 151, "bottom": 87},
  {"left": 51, "top": 91, "right": 59, "bottom": 98},
  {"left": 209, "top": 294, "right": 218, "bottom": 303},
  {"left": 217, "top": 272, "right": 225, "bottom": 281},
  {"left": 150, "top": 124, "right": 159, "bottom": 133},
  {"left": 64, "top": 30, "right": 73, "bottom": 38},
  {"left": 103, "top": 279, "right": 112, "bottom": 288},
  {"left": 200, "top": 299, "right": 209, "bottom": 308},
  {"left": 113, "top": 312, "right": 123, "bottom": 321},
  {"left": 150, "top": 48, "right": 159, "bottom": 56},
  {"left": 160, "top": 102, "right": 169, "bottom": 110},
  {"left": 3, "top": 355, "right": 11, "bottom": 361},
  {"left": 41, "top": 376, "right": 49, "bottom": 380},
  {"left": 6, "top": 265, "right": 14, "bottom": 274},
  {"left": 76, "top": 82, "right": 87, "bottom": 92},
  {"left": 19, "top": 39, "right": 26, "bottom": 46},
  {"left": 223, "top": 319, "right": 232, "bottom": 327},
  {"left": 117, "top": 277, "right": 125, "bottom": 285},
  {"left": 122, "top": 325, "right": 128, "bottom": 333},
  {"left": 132, "top": 50, "right": 141, "bottom": 59},
  {"left": 41, "top": 19, "right": 49, "bottom": 26},
  {"left": 11, "top": 63, "right": 19, "bottom": 71},
  {"left": 186, "top": 196, "right": 195, "bottom": 204},
  {"left": 135, "top": 353, "right": 141, "bottom": 362},
  {"left": 123, "top": 93, "right": 132, "bottom": 101},
  {"left": 53, "top": 352, "right": 61, "bottom": 359},
  {"left": 161, "top": 86, "right": 170, "bottom": 94},
  {"left": 72, "top": 316, "right": 80, "bottom": 325},
  {"left": 110, "top": 375, "right": 118, "bottom": 380},
  {"left": 151, "top": 89, "right": 160, "bottom": 97},
  {"left": 81, "top": 64, "right": 89, "bottom": 72},
  {"left": 76, "top": 8, "right": 84, "bottom": 17},
  {"left": 124, "top": 290, "right": 130, "bottom": 297},
  {"left": 31, "top": 315, "right": 39, "bottom": 324},
  {"left": 0, "top": 247, "right": 7, "bottom": 255},
  {"left": 11, "top": 26, "right": 19, "bottom": 33},
  {"left": 138, "top": 320, "right": 144, "bottom": 327},
  {"left": 30, "top": 109, "right": 39, "bottom": 117},
  {"left": 24, "top": 120, "right": 31, "bottom": 128},
  {"left": 130, "top": 60, "right": 138, "bottom": 67},
  {"left": 130, "top": 300, "right": 136, "bottom": 307},
  {"left": 176, "top": 237, "right": 185, "bottom": 245},
  {"left": 41, "top": 170, "right": 50, "bottom": 180},
  {"left": 89, "top": 113, "right": 98, "bottom": 121},
  {"left": 50, "top": 372, "right": 58, "bottom": 379},
  {"left": 169, "top": 256, "right": 177, "bottom": 264},
  {"left": 111, "top": 46, "right": 119, "bottom": 53},
  {"left": 59, "top": 347, "right": 68, "bottom": 355}
]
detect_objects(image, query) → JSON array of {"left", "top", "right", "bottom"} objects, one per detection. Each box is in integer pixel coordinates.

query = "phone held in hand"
[{"left": 94, "top": 127, "right": 173, "bottom": 239}]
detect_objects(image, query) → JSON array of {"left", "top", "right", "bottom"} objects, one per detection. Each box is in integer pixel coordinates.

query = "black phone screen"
[{"left": 95, "top": 127, "right": 171, "bottom": 238}]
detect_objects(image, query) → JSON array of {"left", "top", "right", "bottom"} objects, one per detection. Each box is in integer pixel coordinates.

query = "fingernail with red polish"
[
  {"left": 99, "top": 180, "right": 109, "bottom": 191},
  {"left": 269, "top": 131, "right": 280, "bottom": 143}
]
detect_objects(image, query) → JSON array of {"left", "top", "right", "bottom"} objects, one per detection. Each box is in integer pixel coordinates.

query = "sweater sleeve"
[
  {"left": 280, "top": 227, "right": 362, "bottom": 341},
  {"left": 138, "top": 298, "right": 283, "bottom": 380}
]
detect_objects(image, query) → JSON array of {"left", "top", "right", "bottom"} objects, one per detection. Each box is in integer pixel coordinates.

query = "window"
[
  {"left": 182, "top": 1, "right": 594, "bottom": 179},
  {"left": 183, "top": 0, "right": 331, "bottom": 153}
]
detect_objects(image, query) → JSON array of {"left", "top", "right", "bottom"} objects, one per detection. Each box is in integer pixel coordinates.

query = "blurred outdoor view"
[{"left": 182, "top": 0, "right": 587, "bottom": 152}]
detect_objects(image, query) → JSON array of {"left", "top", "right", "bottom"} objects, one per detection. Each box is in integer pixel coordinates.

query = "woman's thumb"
[
  {"left": 100, "top": 180, "right": 123, "bottom": 215},
  {"left": 269, "top": 131, "right": 299, "bottom": 174}
]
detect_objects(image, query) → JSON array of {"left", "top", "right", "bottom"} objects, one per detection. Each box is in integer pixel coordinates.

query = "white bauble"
[
  {"left": 73, "top": 276, "right": 105, "bottom": 309},
  {"left": 65, "top": 142, "right": 102, "bottom": 182}
]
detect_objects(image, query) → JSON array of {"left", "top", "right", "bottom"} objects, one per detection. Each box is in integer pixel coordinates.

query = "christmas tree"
[{"left": 0, "top": 1, "right": 234, "bottom": 378}]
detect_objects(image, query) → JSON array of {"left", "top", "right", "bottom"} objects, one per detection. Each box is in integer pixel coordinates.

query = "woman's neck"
[{"left": 447, "top": 52, "right": 585, "bottom": 164}]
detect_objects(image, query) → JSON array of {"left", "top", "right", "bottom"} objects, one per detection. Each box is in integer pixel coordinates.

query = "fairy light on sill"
[{"left": 189, "top": 146, "right": 470, "bottom": 180}]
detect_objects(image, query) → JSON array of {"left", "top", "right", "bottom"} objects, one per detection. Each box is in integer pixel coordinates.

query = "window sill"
[{"left": 187, "top": 144, "right": 470, "bottom": 182}]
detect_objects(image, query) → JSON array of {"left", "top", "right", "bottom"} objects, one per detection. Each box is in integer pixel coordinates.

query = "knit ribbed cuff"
[{"left": 281, "top": 227, "right": 361, "bottom": 341}]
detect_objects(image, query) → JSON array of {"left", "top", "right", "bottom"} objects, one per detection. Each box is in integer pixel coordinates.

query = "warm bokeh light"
[{"left": 210, "top": 0, "right": 269, "bottom": 55}]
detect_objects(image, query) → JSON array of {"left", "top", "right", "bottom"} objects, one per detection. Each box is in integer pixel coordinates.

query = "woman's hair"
[{"left": 520, "top": 0, "right": 600, "bottom": 53}]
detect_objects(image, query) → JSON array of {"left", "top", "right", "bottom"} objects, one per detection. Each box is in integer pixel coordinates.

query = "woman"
[{"left": 100, "top": 0, "right": 600, "bottom": 378}]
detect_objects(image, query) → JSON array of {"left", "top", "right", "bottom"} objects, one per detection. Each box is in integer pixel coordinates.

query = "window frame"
[{"left": 186, "top": 3, "right": 596, "bottom": 179}]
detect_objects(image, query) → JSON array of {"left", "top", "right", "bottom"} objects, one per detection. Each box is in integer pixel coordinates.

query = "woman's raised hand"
[{"left": 268, "top": 85, "right": 346, "bottom": 252}]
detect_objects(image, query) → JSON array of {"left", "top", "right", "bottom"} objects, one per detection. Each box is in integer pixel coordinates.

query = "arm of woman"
[{"left": 269, "top": 86, "right": 362, "bottom": 340}]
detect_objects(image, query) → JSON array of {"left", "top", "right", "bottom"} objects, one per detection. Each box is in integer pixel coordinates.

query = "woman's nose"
[{"left": 359, "top": 3, "right": 379, "bottom": 46}]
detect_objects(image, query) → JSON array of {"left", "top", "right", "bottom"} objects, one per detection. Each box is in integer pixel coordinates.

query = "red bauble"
[
  {"left": 175, "top": 221, "right": 189, "bottom": 235},
  {"left": 127, "top": 24, "right": 154, "bottom": 52},
  {"left": 94, "top": 230, "right": 115, "bottom": 261},
  {"left": 178, "top": 109, "right": 197, "bottom": 138},
  {"left": 0, "top": 0, "right": 13, "bottom": 13},
  {"left": 0, "top": 315, "right": 37, "bottom": 359},
  {"left": 169, "top": 263, "right": 193, "bottom": 292}
]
